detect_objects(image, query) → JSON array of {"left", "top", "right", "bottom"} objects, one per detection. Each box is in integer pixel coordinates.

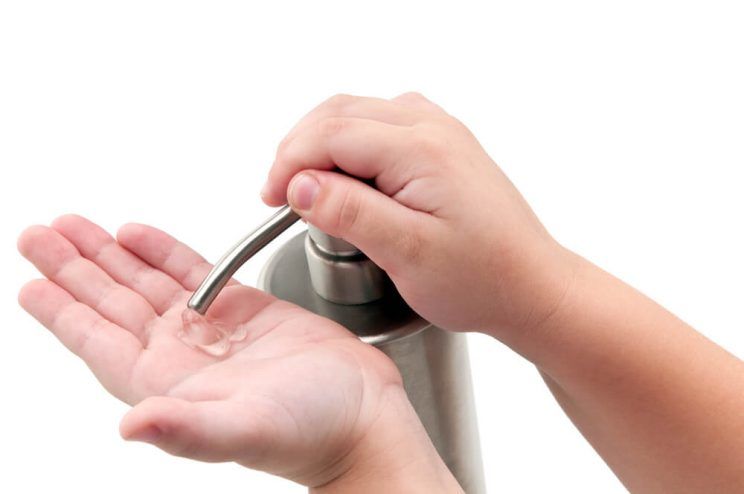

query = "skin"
[{"left": 19, "top": 93, "right": 744, "bottom": 492}]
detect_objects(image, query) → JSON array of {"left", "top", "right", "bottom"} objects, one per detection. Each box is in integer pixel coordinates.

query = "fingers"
[
  {"left": 278, "top": 94, "right": 424, "bottom": 152},
  {"left": 391, "top": 91, "right": 445, "bottom": 113},
  {"left": 264, "top": 117, "right": 414, "bottom": 206},
  {"left": 288, "top": 170, "right": 435, "bottom": 275},
  {"left": 263, "top": 92, "right": 449, "bottom": 207},
  {"left": 263, "top": 92, "right": 447, "bottom": 207},
  {"left": 120, "top": 396, "right": 270, "bottom": 464},
  {"left": 18, "top": 279, "right": 142, "bottom": 402},
  {"left": 117, "top": 223, "right": 238, "bottom": 292},
  {"left": 52, "top": 215, "right": 185, "bottom": 315},
  {"left": 18, "top": 225, "right": 157, "bottom": 341}
]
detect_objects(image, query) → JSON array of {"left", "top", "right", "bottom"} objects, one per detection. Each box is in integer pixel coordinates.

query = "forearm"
[
  {"left": 505, "top": 250, "right": 744, "bottom": 493},
  {"left": 311, "top": 387, "right": 463, "bottom": 494}
]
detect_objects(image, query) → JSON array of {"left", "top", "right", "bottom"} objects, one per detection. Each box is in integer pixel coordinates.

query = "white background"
[{"left": 1, "top": 1, "right": 742, "bottom": 492}]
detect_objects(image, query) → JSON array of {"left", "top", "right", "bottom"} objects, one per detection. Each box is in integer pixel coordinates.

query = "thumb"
[
  {"left": 119, "top": 396, "right": 268, "bottom": 464},
  {"left": 287, "top": 170, "right": 430, "bottom": 274}
]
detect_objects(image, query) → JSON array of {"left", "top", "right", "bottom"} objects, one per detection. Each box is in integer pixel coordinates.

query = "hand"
[
  {"left": 17, "top": 215, "right": 458, "bottom": 491},
  {"left": 261, "top": 93, "right": 575, "bottom": 339}
]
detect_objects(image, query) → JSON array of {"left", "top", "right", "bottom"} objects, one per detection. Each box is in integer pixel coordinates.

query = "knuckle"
[
  {"left": 274, "top": 141, "right": 303, "bottom": 172},
  {"left": 396, "top": 226, "right": 424, "bottom": 266},
  {"left": 325, "top": 93, "right": 354, "bottom": 109},
  {"left": 412, "top": 129, "right": 447, "bottom": 161},
  {"left": 76, "top": 316, "right": 107, "bottom": 357},
  {"left": 316, "top": 116, "right": 349, "bottom": 138},
  {"left": 447, "top": 114, "right": 474, "bottom": 135},
  {"left": 400, "top": 91, "right": 426, "bottom": 101},
  {"left": 333, "top": 187, "right": 363, "bottom": 234},
  {"left": 275, "top": 135, "right": 293, "bottom": 156}
]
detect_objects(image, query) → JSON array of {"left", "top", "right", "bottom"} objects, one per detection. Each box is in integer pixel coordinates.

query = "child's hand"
[
  {"left": 262, "top": 93, "right": 574, "bottom": 337},
  {"left": 18, "top": 215, "right": 459, "bottom": 492}
]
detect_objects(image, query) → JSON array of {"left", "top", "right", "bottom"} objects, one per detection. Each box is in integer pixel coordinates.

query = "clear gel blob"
[{"left": 178, "top": 308, "right": 249, "bottom": 357}]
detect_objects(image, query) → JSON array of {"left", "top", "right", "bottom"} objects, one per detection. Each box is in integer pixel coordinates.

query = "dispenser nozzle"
[{"left": 187, "top": 206, "right": 300, "bottom": 314}]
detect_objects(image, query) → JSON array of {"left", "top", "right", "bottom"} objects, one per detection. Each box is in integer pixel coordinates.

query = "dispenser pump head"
[
  {"left": 304, "top": 225, "right": 386, "bottom": 305},
  {"left": 187, "top": 206, "right": 389, "bottom": 315}
]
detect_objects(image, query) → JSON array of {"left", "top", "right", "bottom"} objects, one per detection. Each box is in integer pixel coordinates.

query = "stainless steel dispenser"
[{"left": 189, "top": 206, "right": 485, "bottom": 493}]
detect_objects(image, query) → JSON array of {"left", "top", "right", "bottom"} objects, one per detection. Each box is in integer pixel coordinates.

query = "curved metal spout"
[{"left": 187, "top": 206, "right": 300, "bottom": 314}]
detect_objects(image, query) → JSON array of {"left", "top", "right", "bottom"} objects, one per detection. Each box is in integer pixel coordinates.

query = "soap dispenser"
[{"left": 189, "top": 206, "right": 485, "bottom": 493}]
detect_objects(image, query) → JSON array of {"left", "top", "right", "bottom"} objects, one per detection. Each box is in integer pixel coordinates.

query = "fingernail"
[
  {"left": 126, "top": 424, "right": 162, "bottom": 443},
  {"left": 289, "top": 174, "right": 319, "bottom": 211}
]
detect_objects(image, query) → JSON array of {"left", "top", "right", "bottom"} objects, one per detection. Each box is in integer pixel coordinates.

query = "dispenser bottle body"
[
  {"left": 376, "top": 325, "right": 485, "bottom": 493},
  {"left": 258, "top": 232, "right": 486, "bottom": 493}
]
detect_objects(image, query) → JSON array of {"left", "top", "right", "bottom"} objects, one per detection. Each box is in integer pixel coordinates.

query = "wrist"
[
  {"left": 481, "top": 237, "right": 583, "bottom": 351},
  {"left": 310, "top": 386, "right": 463, "bottom": 494},
  {"left": 500, "top": 247, "right": 632, "bottom": 376}
]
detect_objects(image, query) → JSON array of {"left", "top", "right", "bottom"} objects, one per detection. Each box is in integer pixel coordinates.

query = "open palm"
[{"left": 18, "top": 215, "right": 403, "bottom": 485}]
